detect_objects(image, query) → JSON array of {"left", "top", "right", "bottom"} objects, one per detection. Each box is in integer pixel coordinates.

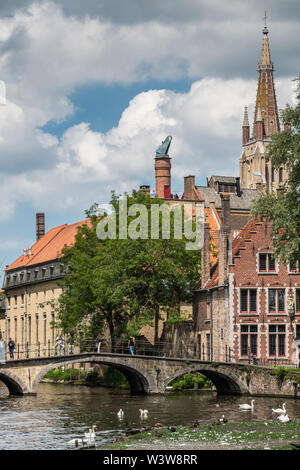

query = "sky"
[{"left": 0, "top": 0, "right": 299, "bottom": 273}]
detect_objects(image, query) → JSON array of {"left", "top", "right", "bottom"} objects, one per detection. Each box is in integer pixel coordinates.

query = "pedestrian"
[
  {"left": 68, "top": 334, "right": 74, "bottom": 355},
  {"left": 0, "top": 336, "right": 5, "bottom": 364},
  {"left": 56, "top": 334, "right": 64, "bottom": 356},
  {"left": 8, "top": 338, "right": 15, "bottom": 359},
  {"left": 96, "top": 333, "right": 102, "bottom": 353},
  {"left": 128, "top": 336, "right": 135, "bottom": 356}
]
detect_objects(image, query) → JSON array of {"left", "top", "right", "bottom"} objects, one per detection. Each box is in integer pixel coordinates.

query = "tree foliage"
[
  {"left": 56, "top": 190, "right": 201, "bottom": 341},
  {"left": 252, "top": 77, "right": 300, "bottom": 264}
]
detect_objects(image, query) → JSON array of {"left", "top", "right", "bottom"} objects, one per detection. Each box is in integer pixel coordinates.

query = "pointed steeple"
[
  {"left": 253, "top": 23, "right": 280, "bottom": 138},
  {"left": 243, "top": 106, "right": 249, "bottom": 126},
  {"left": 242, "top": 106, "right": 250, "bottom": 145}
]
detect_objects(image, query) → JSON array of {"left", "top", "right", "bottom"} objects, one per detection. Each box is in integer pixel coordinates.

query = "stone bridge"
[{"left": 0, "top": 353, "right": 299, "bottom": 398}]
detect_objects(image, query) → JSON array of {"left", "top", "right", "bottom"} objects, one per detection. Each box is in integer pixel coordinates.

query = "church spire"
[{"left": 253, "top": 19, "right": 280, "bottom": 138}]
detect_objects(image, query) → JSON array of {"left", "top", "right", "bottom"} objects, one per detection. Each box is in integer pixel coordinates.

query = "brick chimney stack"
[
  {"left": 219, "top": 193, "right": 231, "bottom": 286},
  {"left": 36, "top": 213, "right": 45, "bottom": 241},
  {"left": 184, "top": 175, "right": 196, "bottom": 200},
  {"left": 201, "top": 223, "right": 210, "bottom": 288},
  {"left": 155, "top": 157, "right": 171, "bottom": 199},
  {"left": 220, "top": 193, "right": 230, "bottom": 232}
]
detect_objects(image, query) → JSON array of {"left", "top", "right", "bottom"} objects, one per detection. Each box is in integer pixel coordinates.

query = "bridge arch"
[
  {"left": 0, "top": 370, "right": 29, "bottom": 396},
  {"left": 164, "top": 364, "right": 248, "bottom": 395},
  {"left": 31, "top": 356, "right": 155, "bottom": 395}
]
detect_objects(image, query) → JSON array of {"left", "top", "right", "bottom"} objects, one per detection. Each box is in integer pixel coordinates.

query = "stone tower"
[{"left": 239, "top": 24, "right": 287, "bottom": 191}]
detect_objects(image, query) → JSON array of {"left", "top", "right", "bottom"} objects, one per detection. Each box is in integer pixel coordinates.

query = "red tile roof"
[{"left": 6, "top": 219, "right": 91, "bottom": 271}]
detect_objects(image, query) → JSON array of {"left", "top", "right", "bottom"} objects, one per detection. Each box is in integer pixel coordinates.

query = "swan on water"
[
  {"left": 84, "top": 425, "right": 97, "bottom": 439},
  {"left": 139, "top": 409, "right": 149, "bottom": 417},
  {"left": 272, "top": 403, "right": 286, "bottom": 415},
  {"left": 238, "top": 399, "right": 255, "bottom": 410},
  {"left": 67, "top": 437, "right": 95, "bottom": 448},
  {"left": 218, "top": 415, "right": 228, "bottom": 424},
  {"left": 277, "top": 413, "right": 290, "bottom": 423}
]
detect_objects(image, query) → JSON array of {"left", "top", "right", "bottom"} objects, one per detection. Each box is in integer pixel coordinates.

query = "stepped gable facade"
[{"left": 193, "top": 201, "right": 300, "bottom": 365}]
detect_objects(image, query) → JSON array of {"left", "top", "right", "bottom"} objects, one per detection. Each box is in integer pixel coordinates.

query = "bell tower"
[{"left": 239, "top": 15, "right": 287, "bottom": 192}]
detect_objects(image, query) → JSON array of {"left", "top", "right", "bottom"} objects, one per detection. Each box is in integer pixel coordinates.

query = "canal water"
[{"left": 1, "top": 382, "right": 300, "bottom": 450}]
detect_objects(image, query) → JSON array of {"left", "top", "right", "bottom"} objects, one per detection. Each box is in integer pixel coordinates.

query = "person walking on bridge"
[
  {"left": 0, "top": 336, "right": 5, "bottom": 364},
  {"left": 96, "top": 333, "right": 102, "bottom": 353},
  {"left": 8, "top": 338, "right": 15, "bottom": 359},
  {"left": 56, "top": 334, "right": 64, "bottom": 356},
  {"left": 128, "top": 336, "right": 135, "bottom": 356}
]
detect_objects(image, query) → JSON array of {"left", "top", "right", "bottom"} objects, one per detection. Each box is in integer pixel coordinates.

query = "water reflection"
[{"left": 0, "top": 382, "right": 300, "bottom": 450}]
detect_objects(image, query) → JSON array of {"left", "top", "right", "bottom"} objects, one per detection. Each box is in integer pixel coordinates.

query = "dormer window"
[{"left": 259, "top": 253, "right": 276, "bottom": 273}]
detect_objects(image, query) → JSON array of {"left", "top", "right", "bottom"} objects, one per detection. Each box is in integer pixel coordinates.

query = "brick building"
[{"left": 193, "top": 202, "right": 300, "bottom": 366}]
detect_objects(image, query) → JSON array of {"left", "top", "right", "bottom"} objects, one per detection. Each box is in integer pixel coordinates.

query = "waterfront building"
[{"left": 0, "top": 215, "right": 90, "bottom": 357}]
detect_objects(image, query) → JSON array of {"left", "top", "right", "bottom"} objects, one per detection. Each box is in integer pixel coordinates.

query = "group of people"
[
  {"left": 0, "top": 332, "right": 136, "bottom": 362},
  {"left": 0, "top": 336, "right": 15, "bottom": 363}
]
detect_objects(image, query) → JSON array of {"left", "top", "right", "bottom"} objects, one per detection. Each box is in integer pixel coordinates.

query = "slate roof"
[{"left": 195, "top": 186, "right": 261, "bottom": 211}]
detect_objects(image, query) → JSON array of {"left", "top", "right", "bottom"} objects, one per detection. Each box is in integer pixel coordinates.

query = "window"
[
  {"left": 279, "top": 168, "right": 283, "bottom": 183},
  {"left": 268, "top": 289, "right": 285, "bottom": 313},
  {"left": 259, "top": 253, "right": 276, "bottom": 272},
  {"left": 43, "top": 313, "right": 47, "bottom": 345},
  {"left": 271, "top": 167, "right": 275, "bottom": 183},
  {"left": 296, "top": 290, "right": 300, "bottom": 313},
  {"left": 289, "top": 260, "right": 299, "bottom": 273},
  {"left": 268, "top": 324, "right": 286, "bottom": 357},
  {"left": 240, "top": 325, "right": 258, "bottom": 357},
  {"left": 206, "top": 334, "right": 211, "bottom": 361},
  {"left": 28, "top": 316, "right": 31, "bottom": 345},
  {"left": 240, "top": 289, "right": 257, "bottom": 313}
]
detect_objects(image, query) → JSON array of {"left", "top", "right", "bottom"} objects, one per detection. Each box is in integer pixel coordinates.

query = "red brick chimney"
[
  {"left": 155, "top": 156, "right": 171, "bottom": 199},
  {"left": 219, "top": 193, "right": 231, "bottom": 286},
  {"left": 184, "top": 175, "right": 196, "bottom": 200},
  {"left": 36, "top": 213, "right": 45, "bottom": 241}
]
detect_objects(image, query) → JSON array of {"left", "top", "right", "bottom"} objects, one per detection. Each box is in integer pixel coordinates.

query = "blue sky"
[{"left": 0, "top": 0, "right": 299, "bottom": 275}]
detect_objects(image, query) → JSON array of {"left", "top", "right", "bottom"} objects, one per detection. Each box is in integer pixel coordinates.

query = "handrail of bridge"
[{"left": 2, "top": 338, "right": 299, "bottom": 369}]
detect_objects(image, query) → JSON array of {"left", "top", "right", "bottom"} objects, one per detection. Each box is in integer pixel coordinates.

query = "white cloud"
[
  {"left": 0, "top": 75, "right": 295, "bottom": 221},
  {"left": 0, "top": 1, "right": 298, "bottom": 222}
]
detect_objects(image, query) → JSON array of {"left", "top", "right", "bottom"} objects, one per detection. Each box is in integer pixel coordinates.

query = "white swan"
[
  {"left": 277, "top": 413, "right": 290, "bottom": 423},
  {"left": 272, "top": 403, "right": 286, "bottom": 415},
  {"left": 218, "top": 415, "right": 228, "bottom": 423},
  {"left": 239, "top": 399, "right": 255, "bottom": 410},
  {"left": 117, "top": 409, "right": 124, "bottom": 419},
  {"left": 139, "top": 409, "right": 149, "bottom": 417},
  {"left": 67, "top": 437, "right": 95, "bottom": 448},
  {"left": 84, "top": 425, "right": 97, "bottom": 439}
]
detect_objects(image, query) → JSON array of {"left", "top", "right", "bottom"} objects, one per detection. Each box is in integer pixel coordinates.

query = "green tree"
[
  {"left": 56, "top": 190, "right": 201, "bottom": 342},
  {"left": 252, "top": 77, "right": 300, "bottom": 264}
]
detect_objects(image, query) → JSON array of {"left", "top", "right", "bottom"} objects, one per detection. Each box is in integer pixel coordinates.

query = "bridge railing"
[
  {"left": 3, "top": 339, "right": 299, "bottom": 368},
  {"left": 3, "top": 338, "right": 234, "bottom": 362}
]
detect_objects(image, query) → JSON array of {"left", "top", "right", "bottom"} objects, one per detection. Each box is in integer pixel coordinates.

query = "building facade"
[
  {"left": 193, "top": 211, "right": 300, "bottom": 366},
  {"left": 0, "top": 216, "right": 90, "bottom": 357}
]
